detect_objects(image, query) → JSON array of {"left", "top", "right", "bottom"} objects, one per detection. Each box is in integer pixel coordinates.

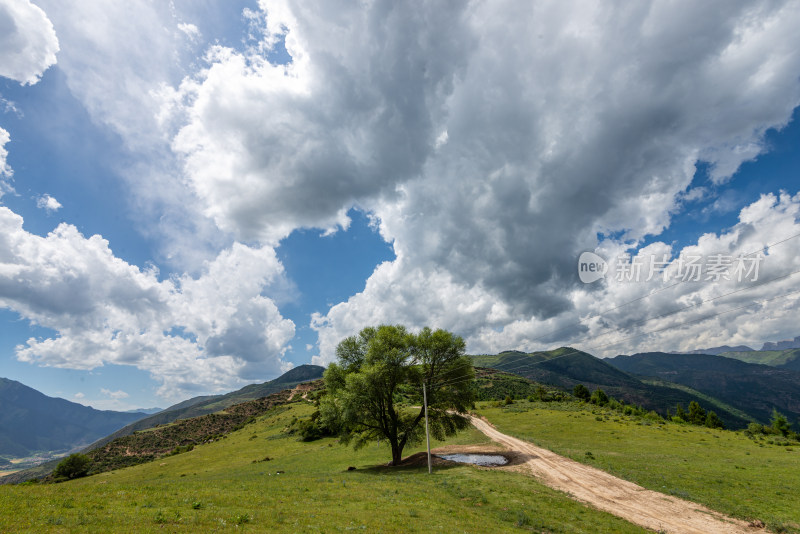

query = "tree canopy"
[
  {"left": 321, "top": 325, "right": 475, "bottom": 465},
  {"left": 53, "top": 453, "right": 91, "bottom": 481}
]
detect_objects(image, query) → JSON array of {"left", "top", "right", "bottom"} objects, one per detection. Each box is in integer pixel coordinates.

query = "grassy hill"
[
  {"left": 1, "top": 366, "right": 325, "bottom": 485},
  {"left": 0, "top": 397, "right": 648, "bottom": 532},
  {"left": 471, "top": 348, "right": 752, "bottom": 428},
  {"left": 0, "top": 378, "right": 147, "bottom": 458},
  {"left": 476, "top": 399, "right": 800, "bottom": 532},
  {"left": 2, "top": 386, "right": 798, "bottom": 531},
  {"left": 472, "top": 367, "right": 567, "bottom": 401},
  {"left": 3, "top": 367, "right": 558, "bottom": 485},
  {"left": 86, "top": 364, "right": 325, "bottom": 450},
  {"left": 607, "top": 352, "right": 800, "bottom": 424}
]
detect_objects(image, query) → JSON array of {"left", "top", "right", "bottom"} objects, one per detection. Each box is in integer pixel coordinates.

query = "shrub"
[
  {"left": 644, "top": 410, "right": 663, "bottom": 422},
  {"left": 687, "top": 401, "right": 707, "bottom": 425},
  {"left": 168, "top": 444, "right": 194, "bottom": 456},
  {"left": 590, "top": 389, "right": 609, "bottom": 406},
  {"left": 704, "top": 411, "right": 725, "bottom": 430},
  {"left": 504, "top": 395, "right": 514, "bottom": 405},
  {"left": 573, "top": 384, "right": 591, "bottom": 402},
  {"left": 287, "top": 412, "right": 338, "bottom": 441},
  {"left": 771, "top": 409, "right": 791, "bottom": 437}
]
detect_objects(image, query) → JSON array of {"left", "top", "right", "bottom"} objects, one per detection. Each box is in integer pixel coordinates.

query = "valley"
[{"left": 1, "top": 360, "right": 798, "bottom": 532}]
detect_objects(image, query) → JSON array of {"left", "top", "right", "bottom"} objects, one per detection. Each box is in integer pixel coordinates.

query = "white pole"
[{"left": 423, "top": 381, "right": 431, "bottom": 474}]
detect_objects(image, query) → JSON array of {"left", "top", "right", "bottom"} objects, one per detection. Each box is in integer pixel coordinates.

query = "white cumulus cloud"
[
  {"left": 314, "top": 192, "right": 800, "bottom": 362},
  {"left": 291, "top": 0, "right": 800, "bottom": 362},
  {"left": 0, "top": 207, "right": 295, "bottom": 400},
  {"left": 0, "top": 127, "right": 12, "bottom": 199},
  {"left": 100, "top": 388, "right": 129, "bottom": 400},
  {"left": 35, "top": 194, "right": 61, "bottom": 212},
  {"left": 0, "top": 0, "right": 59, "bottom": 85},
  {"left": 177, "top": 22, "right": 200, "bottom": 41},
  {"left": 6, "top": 0, "right": 800, "bottom": 379}
]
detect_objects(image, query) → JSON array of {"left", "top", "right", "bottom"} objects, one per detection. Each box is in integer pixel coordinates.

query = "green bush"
[
  {"left": 704, "top": 411, "right": 724, "bottom": 430},
  {"left": 573, "top": 384, "right": 591, "bottom": 402},
  {"left": 589, "top": 389, "right": 609, "bottom": 406},
  {"left": 287, "top": 411, "right": 338, "bottom": 441},
  {"left": 168, "top": 444, "right": 194, "bottom": 456},
  {"left": 686, "top": 402, "right": 706, "bottom": 425},
  {"left": 644, "top": 410, "right": 663, "bottom": 422},
  {"left": 771, "top": 409, "right": 791, "bottom": 437}
]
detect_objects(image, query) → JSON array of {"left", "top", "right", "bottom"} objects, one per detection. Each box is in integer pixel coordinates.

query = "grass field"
[
  {"left": 0, "top": 400, "right": 647, "bottom": 533},
  {"left": 477, "top": 400, "right": 800, "bottom": 533}
]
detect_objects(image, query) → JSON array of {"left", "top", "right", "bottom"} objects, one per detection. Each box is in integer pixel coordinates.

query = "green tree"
[
  {"left": 590, "top": 388, "right": 609, "bottom": 406},
  {"left": 53, "top": 453, "right": 91, "bottom": 481},
  {"left": 321, "top": 325, "right": 475, "bottom": 466},
  {"left": 687, "top": 401, "right": 707, "bottom": 425},
  {"left": 704, "top": 410, "right": 725, "bottom": 430},
  {"left": 771, "top": 409, "right": 791, "bottom": 437},
  {"left": 573, "top": 384, "right": 590, "bottom": 402}
]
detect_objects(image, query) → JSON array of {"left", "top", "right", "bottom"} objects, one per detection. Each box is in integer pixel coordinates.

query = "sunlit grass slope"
[
  {"left": 0, "top": 400, "right": 646, "bottom": 533},
  {"left": 478, "top": 400, "right": 800, "bottom": 533}
]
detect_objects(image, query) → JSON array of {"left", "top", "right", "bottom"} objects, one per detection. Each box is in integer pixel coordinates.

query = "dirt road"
[{"left": 468, "top": 415, "right": 761, "bottom": 534}]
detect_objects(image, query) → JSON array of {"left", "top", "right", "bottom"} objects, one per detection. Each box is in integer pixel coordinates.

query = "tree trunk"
[{"left": 390, "top": 440, "right": 403, "bottom": 466}]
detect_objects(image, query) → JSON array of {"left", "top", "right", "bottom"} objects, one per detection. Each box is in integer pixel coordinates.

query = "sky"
[{"left": 0, "top": 0, "right": 799, "bottom": 411}]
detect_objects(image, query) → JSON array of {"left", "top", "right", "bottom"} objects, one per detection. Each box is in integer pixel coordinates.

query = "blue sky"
[{"left": 1, "top": 0, "right": 799, "bottom": 411}]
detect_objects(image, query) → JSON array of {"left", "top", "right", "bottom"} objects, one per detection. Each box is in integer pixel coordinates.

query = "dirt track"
[{"left": 468, "top": 415, "right": 761, "bottom": 534}]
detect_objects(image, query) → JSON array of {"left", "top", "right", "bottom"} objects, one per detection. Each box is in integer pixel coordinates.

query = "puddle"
[{"left": 436, "top": 453, "right": 509, "bottom": 466}]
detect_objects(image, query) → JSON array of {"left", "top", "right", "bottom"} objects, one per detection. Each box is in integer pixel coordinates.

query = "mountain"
[
  {"left": 761, "top": 335, "right": 800, "bottom": 351},
  {"left": 124, "top": 407, "right": 163, "bottom": 414},
  {"left": 2, "top": 365, "right": 326, "bottom": 484},
  {"left": 470, "top": 348, "right": 751, "bottom": 428},
  {"left": 0, "top": 378, "right": 148, "bottom": 458},
  {"left": 677, "top": 345, "right": 754, "bottom": 355},
  {"left": 607, "top": 352, "right": 800, "bottom": 424},
  {"left": 717, "top": 348, "right": 800, "bottom": 371},
  {"left": 85, "top": 364, "right": 326, "bottom": 450}
]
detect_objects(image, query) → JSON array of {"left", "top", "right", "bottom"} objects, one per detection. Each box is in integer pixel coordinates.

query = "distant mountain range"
[
  {"left": 470, "top": 348, "right": 752, "bottom": 428},
  {"left": 713, "top": 348, "right": 800, "bottom": 371},
  {"left": 607, "top": 352, "right": 800, "bottom": 424},
  {"left": 761, "top": 335, "right": 800, "bottom": 351},
  {"left": 472, "top": 346, "right": 800, "bottom": 428},
  {"left": 124, "top": 408, "right": 163, "bottom": 415},
  {"left": 0, "top": 378, "right": 148, "bottom": 458},
  {"left": 677, "top": 345, "right": 755, "bottom": 355},
  {"left": 675, "top": 334, "right": 800, "bottom": 355}
]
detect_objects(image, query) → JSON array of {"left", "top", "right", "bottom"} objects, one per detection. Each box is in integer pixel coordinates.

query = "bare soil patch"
[{"left": 468, "top": 415, "right": 762, "bottom": 534}]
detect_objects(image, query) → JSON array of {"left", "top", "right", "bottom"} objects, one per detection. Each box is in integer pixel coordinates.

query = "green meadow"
[
  {"left": 0, "top": 401, "right": 646, "bottom": 533},
  {"left": 477, "top": 400, "right": 800, "bottom": 533}
]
